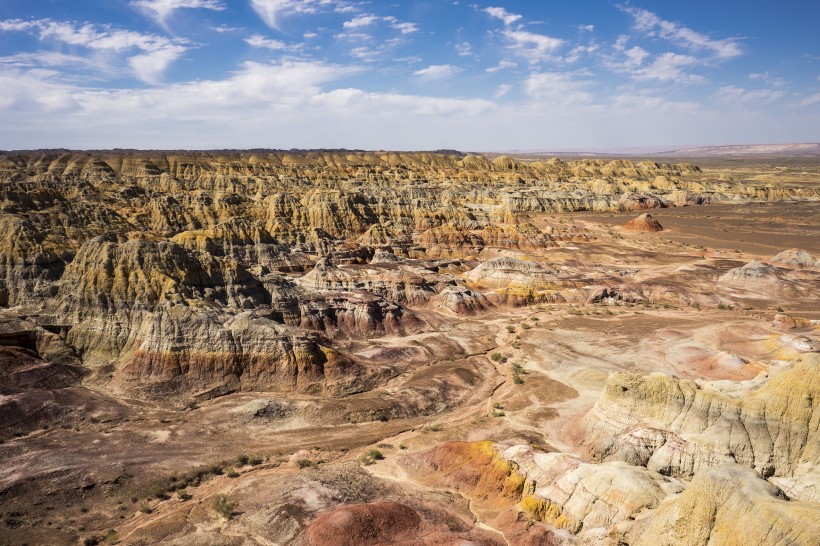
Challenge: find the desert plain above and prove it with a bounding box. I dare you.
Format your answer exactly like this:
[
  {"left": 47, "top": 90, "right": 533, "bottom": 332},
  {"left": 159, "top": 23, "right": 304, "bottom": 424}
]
[{"left": 0, "top": 150, "right": 818, "bottom": 545}]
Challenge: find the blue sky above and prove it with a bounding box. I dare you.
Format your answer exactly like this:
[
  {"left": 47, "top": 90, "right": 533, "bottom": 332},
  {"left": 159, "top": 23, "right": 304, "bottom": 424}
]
[{"left": 1, "top": 0, "right": 818, "bottom": 150}]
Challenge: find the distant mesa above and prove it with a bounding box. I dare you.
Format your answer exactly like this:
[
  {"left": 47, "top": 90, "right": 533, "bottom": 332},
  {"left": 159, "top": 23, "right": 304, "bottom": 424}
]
[{"left": 623, "top": 213, "right": 664, "bottom": 232}]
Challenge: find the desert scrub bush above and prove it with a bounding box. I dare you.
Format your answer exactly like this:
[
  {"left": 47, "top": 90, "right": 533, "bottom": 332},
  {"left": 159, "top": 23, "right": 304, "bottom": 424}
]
[
  {"left": 377, "top": 443, "right": 393, "bottom": 449},
  {"left": 138, "top": 503, "right": 153, "bottom": 514},
  {"left": 226, "top": 467, "right": 240, "bottom": 478},
  {"left": 506, "top": 325, "right": 516, "bottom": 333},
  {"left": 177, "top": 489, "right": 192, "bottom": 501},
  {"left": 359, "top": 449, "right": 385, "bottom": 466},
  {"left": 236, "top": 454, "right": 250, "bottom": 466},
  {"left": 521, "top": 323, "right": 531, "bottom": 330},
  {"left": 511, "top": 363, "right": 526, "bottom": 375},
  {"left": 493, "top": 402, "right": 504, "bottom": 409},
  {"left": 511, "top": 341, "right": 521, "bottom": 349},
  {"left": 213, "top": 494, "right": 234, "bottom": 520},
  {"left": 492, "top": 410, "right": 506, "bottom": 417},
  {"left": 513, "top": 373, "right": 525, "bottom": 385},
  {"left": 422, "top": 424, "right": 444, "bottom": 433},
  {"left": 399, "top": 443, "right": 408, "bottom": 450},
  {"left": 296, "top": 459, "right": 317, "bottom": 469}
]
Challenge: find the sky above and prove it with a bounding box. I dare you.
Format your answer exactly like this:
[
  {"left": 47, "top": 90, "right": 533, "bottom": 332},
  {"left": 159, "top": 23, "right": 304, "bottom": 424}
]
[{"left": 1, "top": 0, "right": 819, "bottom": 151}]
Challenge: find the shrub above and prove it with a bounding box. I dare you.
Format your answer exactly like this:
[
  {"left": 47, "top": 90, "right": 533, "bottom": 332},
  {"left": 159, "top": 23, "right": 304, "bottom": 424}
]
[
  {"left": 236, "top": 454, "right": 250, "bottom": 466},
  {"left": 506, "top": 325, "right": 516, "bottom": 333},
  {"left": 177, "top": 489, "right": 192, "bottom": 501},
  {"left": 521, "top": 323, "right": 531, "bottom": 330},
  {"left": 513, "top": 374, "right": 524, "bottom": 385},
  {"left": 398, "top": 443, "right": 408, "bottom": 450},
  {"left": 226, "top": 468, "right": 239, "bottom": 478},
  {"left": 359, "top": 449, "right": 385, "bottom": 466},
  {"left": 422, "top": 424, "right": 444, "bottom": 433},
  {"left": 213, "top": 494, "right": 234, "bottom": 520},
  {"left": 296, "top": 459, "right": 317, "bottom": 469},
  {"left": 368, "top": 449, "right": 385, "bottom": 460},
  {"left": 492, "top": 410, "right": 506, "bottom": 417},
  {"left": 138, "top": 504, "right": 153, "bottom": 514}
]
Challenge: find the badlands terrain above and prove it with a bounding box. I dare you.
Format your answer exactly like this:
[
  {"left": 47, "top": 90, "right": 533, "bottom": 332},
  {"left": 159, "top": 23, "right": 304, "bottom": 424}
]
[{"left": 0, "top": 150, "right": 818, "bottom": 545}]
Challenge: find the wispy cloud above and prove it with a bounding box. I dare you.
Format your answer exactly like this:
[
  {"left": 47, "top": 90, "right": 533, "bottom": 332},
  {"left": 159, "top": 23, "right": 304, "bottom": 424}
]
[
  {"left": 524, "top": 72, "right": 592, "bottom": 105},
  {"left": 621, "top": 6, "right": 742, "bottom": 59},
  {"left": 486, "top": 59, "right": 516, "bottom": 73},
  {"left": 249, "top": 0, "right": 320, "bottom": 31},
  {"left": 414, "top": 64, "right": 460, "bottom": 80},
  {"left": 717, "top": 85, "right": 785, "bottom": 104},
  {"left": 245, "top": 34, "right": 294, "bottom": 51},
  {"left": 131, "top": 0, "right": 225, "bottom": 25},
  {"left": 502, "top": 28, "right": 564, "bottom": 63},
  {"left": 632, "top": 52, "right": 704, "bottom": 83},
  {"left": 0, "top": 18, "right": 188, "bottom": 83},
  {"left": 483, "top": 6, "right": 522, "bottom": 26}
]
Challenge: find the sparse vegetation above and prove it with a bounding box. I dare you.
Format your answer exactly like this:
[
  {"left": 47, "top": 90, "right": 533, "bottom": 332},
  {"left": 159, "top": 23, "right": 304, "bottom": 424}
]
[
  {"left": 213, "top": 494, "right": 235, "bottom": 520},
  {"left": 138, "top": 503, "right": 153, "bottom": 514},
  {"left": 521, "top": 323, "right": 531, "bottom": 330},
  {"left": 399, "top": 443, "right": 408, "bottom": 450},
  {"left": 422, "top": 424, "right": 444, "bottom": 433},
  {"left": 296, "top": 459, "right": 317, "bottom": 469},
  {"left": 506, "top": 325, "right": 516, "bottom": 333},
  {"left": 226, "top": 467, "right": 240, "bottom": 478},
  {"left": 177, "top": 489, "right": 192, "bottom": 501},
  {"left": 513, "top": 374, "right": 525, "bottom": 385},
  {"left": 492, "top": 410, "right": 506, "bottom": 417},
  {"left": 359, "top": 449, "right": 385, "bottom": 466}
]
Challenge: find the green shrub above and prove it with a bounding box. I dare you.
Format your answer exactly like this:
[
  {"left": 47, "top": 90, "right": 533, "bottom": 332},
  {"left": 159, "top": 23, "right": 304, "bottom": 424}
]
[
  {"left": 177, "top": 489, "right": 192, "bottom": 501},
  {"left": 213, "top": 494, "right": 234, "bottom": 520}
]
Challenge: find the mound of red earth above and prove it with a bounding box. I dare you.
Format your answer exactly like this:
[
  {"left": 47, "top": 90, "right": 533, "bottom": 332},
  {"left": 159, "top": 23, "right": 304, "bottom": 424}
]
[{"left": 623, "top": 213, "right": 664, "bottom": 232}]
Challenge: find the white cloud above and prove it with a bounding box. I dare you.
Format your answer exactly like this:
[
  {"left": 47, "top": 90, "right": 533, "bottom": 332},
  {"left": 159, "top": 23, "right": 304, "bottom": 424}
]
[
  {"left": 578, "top": 24, "right": 594, "bottom": 32},
  {"left": 455, "top": 42, "right": 475, "bottom": 57},
  {"left": 486, "top": 59, "right": 516, "bottom": 73},
  {"left": 622, "top": 6, "right": 742, "bottom": 59},
  {"left": 717, "top": 85, "right": 785, "bottom": 104},
  {"left": 341, "top": 14, "right": 418, "bottom": 34},
  {"left": 565, "top": 44, "right": 598, "bottom": 63},
  {"left": 343, "top": 15, "right": 380, "bottom": 29},
  {"left": 0, "top": 18, "right": 189, "bottom": 83},
  {"left": 392, "top": 22, "right": 418, "bottom": 34},
  {"left": 483, "top": 7, "right": 522, "bottom": 26},
  {"left": 799, "top": 93, "right": 820, "bottom": 107},
  {"left": 413, "top": 64, "right": 460, "bottom": 80},
  {"left": 245, "top": 34, "right": 291, "bottom": 50},
  {"left": 524, "top": 72, "right": 592, "bottom": 105},
  {"left": 494, "top": 83, "right": 512, "bottom": 99},
  {"left": 632, "top": 52, "right": 704, "bottom": 83},
  {"left": 131, "top": 0, "right": 225, "bottom": 24},
  {"left": 502, "top": 29, "right": 564, "bottom": 63},
  {"left": 249, "top": 0, "right": 321, "bottom": 31}
]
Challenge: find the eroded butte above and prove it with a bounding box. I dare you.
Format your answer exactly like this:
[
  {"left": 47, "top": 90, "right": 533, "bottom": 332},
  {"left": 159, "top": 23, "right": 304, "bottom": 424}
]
[{"left": 0, "top": 150, "right": 818, "bottom": 545}]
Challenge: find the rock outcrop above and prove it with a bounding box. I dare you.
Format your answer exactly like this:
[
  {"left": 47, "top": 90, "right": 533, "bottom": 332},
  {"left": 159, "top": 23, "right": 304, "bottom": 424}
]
[
  {"left": 623, "top": 212, "right": 664, "bottom": 232},
  {"left": 582, "top": 353, "right": 820, "bottom": 498},
  {"left": 623, "top": 464, "right": 820, "bottom": 546}
]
